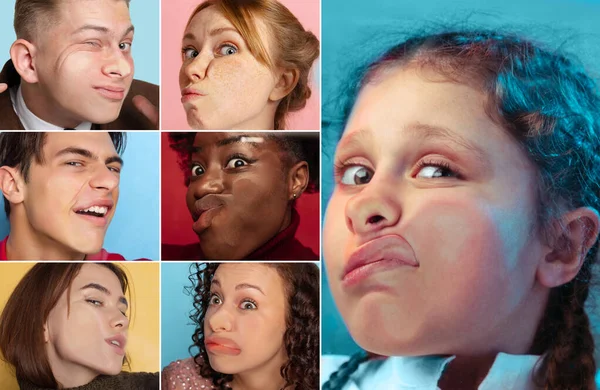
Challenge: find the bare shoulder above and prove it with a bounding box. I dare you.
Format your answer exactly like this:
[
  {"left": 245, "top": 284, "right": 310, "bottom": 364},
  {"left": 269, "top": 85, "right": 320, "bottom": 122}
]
[{"left": 161, "top": 357, "right": 216, "bottom": 390}]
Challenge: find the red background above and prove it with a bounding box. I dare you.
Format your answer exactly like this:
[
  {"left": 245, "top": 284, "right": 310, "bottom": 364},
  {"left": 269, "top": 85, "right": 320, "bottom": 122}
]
[{"left": 160, "top": 132, "right": 321, "bottom": 254}]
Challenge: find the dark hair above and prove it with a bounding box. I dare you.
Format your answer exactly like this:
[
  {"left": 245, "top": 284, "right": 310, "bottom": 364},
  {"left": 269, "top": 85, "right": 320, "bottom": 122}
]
[
  {"left": 186, "top": 0, "right": 319, "bottom": 130},
  {"left": 323, "top": 29, "right": 600, "bottom": 390},
  {"left": 14, "top": 0, "right": 131, "bottom": 41},
  {"left": 168, "top": 132, "right": 319, "bottom": 191},
  {"left": 0, "top": 132, "right": 126, "bottom": 217},
  {"left": 188, "top": 262, "right": 320, "bottom": 390},
  {"left": 0, "top": 263, "right": 130, "bottom": 388}
]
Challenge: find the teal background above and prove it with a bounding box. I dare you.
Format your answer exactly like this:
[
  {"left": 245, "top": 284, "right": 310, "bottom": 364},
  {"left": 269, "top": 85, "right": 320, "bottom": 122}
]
[
  {"left": 0, "top": 0, "right": 159, "bottom": 84},
  {"left": 0, "top": 132, "right": 160, "bottom": 260},
  {"left": 321, "top": 0, "right": 600, "bottom": 362}
]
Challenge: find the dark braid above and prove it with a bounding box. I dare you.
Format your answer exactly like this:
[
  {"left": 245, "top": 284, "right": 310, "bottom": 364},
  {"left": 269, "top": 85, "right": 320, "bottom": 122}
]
[{"left": 322, "top": 350, "right": 370, "bottom": 390}]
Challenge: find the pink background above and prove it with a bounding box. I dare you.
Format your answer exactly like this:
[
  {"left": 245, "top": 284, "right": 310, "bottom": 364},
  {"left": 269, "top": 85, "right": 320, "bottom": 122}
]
[
  {"left": 161, "top": 0, "right": 321, "bottom": 130},
  {"left": 160, "top": 132, "right": 321, "bottom": 254}
]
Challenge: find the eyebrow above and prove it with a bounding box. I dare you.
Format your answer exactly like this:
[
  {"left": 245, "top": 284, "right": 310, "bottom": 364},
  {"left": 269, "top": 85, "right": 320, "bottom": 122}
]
[
  {"left": 55, "top": 147, "right": 124, "bottom": 167},
  {"left": 211, "top": 280, "right": 265, "bottom": 296},
  {"left": 191, "top": 135, "right": 263, "bottom": 154},
  {"left": 80, "top": 283, "right": 128, "bottom": 308},
  {"left": 183, "top": 27, "right": 240, "bottom": 42},
  {"left": 72, "top": 24, "right": 135, "bottom": 39}
]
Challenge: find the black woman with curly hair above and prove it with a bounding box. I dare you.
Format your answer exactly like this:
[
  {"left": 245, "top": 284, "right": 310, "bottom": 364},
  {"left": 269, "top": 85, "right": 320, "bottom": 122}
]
[{"left": 162, "top": 262, "right": 320, "bottom": 390}]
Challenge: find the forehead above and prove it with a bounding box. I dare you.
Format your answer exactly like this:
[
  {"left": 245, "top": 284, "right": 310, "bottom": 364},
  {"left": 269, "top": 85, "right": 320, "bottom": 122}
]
[
  {"left": 50, "top": 0, "right": 131, "bottom": 34},
  {"left": 192, "top": 133, "right": 278, "bottom": 153},
  {"left": 212, "top": 264, "right": 284, "bottom": 294},
  {"left": 41, "top": 133, "right": 117, "bottom": 158},
  {"left": 71, "top": 264, "right": 124, "bottom": 294}
]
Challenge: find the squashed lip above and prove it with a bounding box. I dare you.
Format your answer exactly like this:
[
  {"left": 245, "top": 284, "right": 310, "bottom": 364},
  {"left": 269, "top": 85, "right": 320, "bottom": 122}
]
[
  {"left": 94, "top": 86, "right": 126, "bottom": 101},
  {"left": 105, "top": 334, "right": 127, "bottom": 356},
  {"left": 191, "top": 194, "right": 226, "bottom": 221},
  {"left": 341, "top": 235, "right": 419, "bottom": 288},
  {"left": 205, "top": 335, "right": 242, "bottom": 355},
  {"left": 181, "top": 87, "right": 207, "bottom": 103}
]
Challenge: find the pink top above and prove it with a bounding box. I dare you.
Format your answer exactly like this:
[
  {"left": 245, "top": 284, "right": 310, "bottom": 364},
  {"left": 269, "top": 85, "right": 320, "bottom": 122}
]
[{"left": 161, "top": 358, "right": 216, "bottom": 390}]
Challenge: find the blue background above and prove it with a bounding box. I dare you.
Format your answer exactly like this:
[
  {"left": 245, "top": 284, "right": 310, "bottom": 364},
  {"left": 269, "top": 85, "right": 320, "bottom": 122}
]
[
  {"left": 321, "top": 0, "right": 600, "bottom": 359},
  {"left": 0, "top": 0, "right": 159, "bottom": 84},
  {"left": 0, "top": 132, "right": 160, "bottom": 260}
]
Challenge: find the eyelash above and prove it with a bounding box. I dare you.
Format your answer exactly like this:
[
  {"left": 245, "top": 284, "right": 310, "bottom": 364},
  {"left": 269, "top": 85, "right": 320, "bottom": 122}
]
[
  {"left": 65, "top": 161, "right": 121, "bottom": 174},
  {"left": 189, "top": 154, "right": 256, "bottom": 177},
  {"left": 181, "top": 42, "right": 239, "bottom": 60},
  {"left": 86, "top": 299, "right": 127, "bottom": 317}
]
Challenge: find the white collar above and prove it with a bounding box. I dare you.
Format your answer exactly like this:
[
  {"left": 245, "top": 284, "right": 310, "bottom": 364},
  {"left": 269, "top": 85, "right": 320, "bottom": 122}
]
[
  {"left": 322, "top": 353, "right": 539, "bottom": 390},
  {"left": 10, "top": 85, "right": 92, "bottom": 130}
]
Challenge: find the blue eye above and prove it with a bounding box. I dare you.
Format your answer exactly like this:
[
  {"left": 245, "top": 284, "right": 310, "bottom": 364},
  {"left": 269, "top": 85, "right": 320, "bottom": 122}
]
[
  {"left": 183, "top": 48, "right": 199, "bottom": 60},
  {"left": 191, "top": 164, "right": 205, "bottom": 177},
  {"left": 218, "top": 44, "right": 237, "bottom": 56},
  {"left": 340, "top": 165, "right": 373, "bottom": 185}
]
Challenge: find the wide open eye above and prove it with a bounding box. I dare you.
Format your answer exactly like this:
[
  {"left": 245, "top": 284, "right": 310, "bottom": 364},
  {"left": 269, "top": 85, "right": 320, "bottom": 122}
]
[
  {"left": 183, "top": 48, "right": 199, "bottom": 60},
  {"left": 225, "top": 158, "right": 247, "bottom": 169},
  {"left": 340, "top": 165, "right": 374, "bottom": 185},
  {"left": 208, "top": 294, "right": 222, "bottom": 305},
  {"left": 218, "top": 44, "right": 237, "bottom": 56},
  {"left": 191, "top": 164, "right": 205, "bottom": 177}
]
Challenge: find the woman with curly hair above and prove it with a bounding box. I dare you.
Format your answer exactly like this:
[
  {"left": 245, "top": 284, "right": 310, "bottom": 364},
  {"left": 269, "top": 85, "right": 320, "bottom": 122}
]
[
  {"left": 321, "top": 28, "right": 600, "bottom": 390},
  {"left": 162, "top": 132, "right": 319, "bottom": 261},
  {"left": 162, "top": 262, "right": 320, "bottom": 390},
  {"left": 179, "top": 0, "right": 320, "bottom": 130}
]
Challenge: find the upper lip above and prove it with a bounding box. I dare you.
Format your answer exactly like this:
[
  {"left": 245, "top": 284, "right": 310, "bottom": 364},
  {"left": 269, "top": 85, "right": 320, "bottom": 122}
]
[
  {"left": 341, "top": 235, "right": 419, "bottom": 280},
  {"left": 73, "top": 199, "right": 115, "bottom": 214},
  {"left": 181, "top": 87, "right": 206, "bottom": 97},
  {"left": 105, "top": 334, "right": 127, "bottom": 348},
  {"left": 192, "top": 194, "right": 225, "bottom": 221},
  {"left": 94, "top": 85, "right": 125, "bottom": 93},
  {"left": 205, "top": 335, "right": 240, "bottom": 350}
]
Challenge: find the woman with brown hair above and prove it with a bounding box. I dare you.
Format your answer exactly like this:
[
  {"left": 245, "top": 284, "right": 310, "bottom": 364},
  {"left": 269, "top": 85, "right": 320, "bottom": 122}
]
[
  {"left": 0, "top": 263, "right": 158, "bottom": 389},
  {"left": 162, "top": 262, "right": 320, "bottom": 390},
  {"left": 179, "top": 0, "right": 320, "bottom": 130}
]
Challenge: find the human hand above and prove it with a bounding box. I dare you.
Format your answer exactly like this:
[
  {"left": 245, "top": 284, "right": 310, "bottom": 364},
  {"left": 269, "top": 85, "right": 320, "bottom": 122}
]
[
  {"left": 0, "top": 83, "right": 7, "bottom": 94},
  {"left": 133, "top": 95, "right": 159, "bottom": 129}
]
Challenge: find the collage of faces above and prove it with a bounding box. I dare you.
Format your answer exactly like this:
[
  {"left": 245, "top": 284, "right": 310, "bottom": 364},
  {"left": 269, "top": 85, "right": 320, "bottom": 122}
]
[{"left": 1, "top": 0, "right": 600, "bottom": 389}]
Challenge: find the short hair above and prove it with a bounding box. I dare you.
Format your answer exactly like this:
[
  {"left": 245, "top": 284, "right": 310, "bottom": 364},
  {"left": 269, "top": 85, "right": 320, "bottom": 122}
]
[
  {"left": 186, "top": 0, "right": 320, "bottom": 130},
  {"left": 0, "top": 263, "right": 130, "bottom": 388},
  {"left": 0, "top": 132, "right": 126, "bottom": 217},
  {"left": 14, "top": 0, "right": 131, "bottom": 41}
]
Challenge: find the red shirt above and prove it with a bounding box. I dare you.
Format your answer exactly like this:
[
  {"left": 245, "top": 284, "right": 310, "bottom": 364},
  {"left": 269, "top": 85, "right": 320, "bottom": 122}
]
[
  {"left": 0, "top": 235, "right": 126, "bottom": 261},
  {"left": 162, "top": 209, "right": 318, "bottom": 261}
]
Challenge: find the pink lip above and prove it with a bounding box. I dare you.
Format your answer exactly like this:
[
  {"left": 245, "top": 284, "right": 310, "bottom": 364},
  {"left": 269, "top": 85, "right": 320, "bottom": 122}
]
[
  {"left": 105, "top": 334, "right": 127, "bottom": 356},
  {"left": 181, "top": 87, "right": 206, "bottom": 103},
  {"left": 94, "top": 86, "right": 125, "bottom": 101},
  {"left": 205, "top": 336, "right": 241, "bottom": 355},
  {"left": 342, "top": 235, "right": 419, "bottom": 288}
]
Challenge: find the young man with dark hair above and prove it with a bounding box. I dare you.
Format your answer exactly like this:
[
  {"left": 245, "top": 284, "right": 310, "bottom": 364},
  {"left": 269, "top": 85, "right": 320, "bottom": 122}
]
[
  {"left": 0, "top": 132, "right": 127, "bottom": 260},
  {"left": 0, "top": 0, "right": 159, "bottom": 130}
]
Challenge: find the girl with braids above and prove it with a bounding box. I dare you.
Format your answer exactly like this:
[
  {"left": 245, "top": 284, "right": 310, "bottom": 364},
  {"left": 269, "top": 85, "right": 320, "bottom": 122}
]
[
  {"left": 162, "top": 262, "right": 320, "bottom": 390},
  {"left": 322, "top": 29, "right": 600, "bottom": 389}
]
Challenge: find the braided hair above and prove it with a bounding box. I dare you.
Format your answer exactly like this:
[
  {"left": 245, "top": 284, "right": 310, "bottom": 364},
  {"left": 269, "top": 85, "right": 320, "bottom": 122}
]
[{"left": 323, "top": 29, "right": 600, "bottom": 390}]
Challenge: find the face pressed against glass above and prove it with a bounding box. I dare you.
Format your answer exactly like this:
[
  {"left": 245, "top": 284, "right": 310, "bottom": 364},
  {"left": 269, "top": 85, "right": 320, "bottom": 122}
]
[
  {"left": 44, "top": 264, "right": 129, "bottom": 387},
  {"left": 18, "top": 133, "right": 121, "bottom": 257},
  {"left": 28, "top": 0, "right": 134, "bottom": 126},
  {"left": 324, "top": 66, "right": 551, "bottom": 357},
  {"left": 185, "top": 133, "right": 291, "bottom": 260},
  {"left": 203, "top": 264, "right": 288, "bottom": 377},
  {"left": 179, "top": 6, "right": 279, "bottom": 130}
]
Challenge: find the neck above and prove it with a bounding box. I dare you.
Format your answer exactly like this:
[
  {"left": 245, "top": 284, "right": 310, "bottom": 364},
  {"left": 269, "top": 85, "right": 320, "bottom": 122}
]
[
  {"left": 7, "top": 211, "right": 85, "bottom": 260},
  {"left": 46, "top": 347, "right": 98, "bottom": 389},
  {"left": 21, "top": 82, "right": 80, "bottom": 129},
  {"left": 231, "top": 370, "right": 288, "bottom": 390}
]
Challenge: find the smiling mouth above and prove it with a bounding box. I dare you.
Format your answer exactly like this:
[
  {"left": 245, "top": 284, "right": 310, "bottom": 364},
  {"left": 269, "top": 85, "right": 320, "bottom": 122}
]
[{"left": 75, "top": 206, "right": 109, "bottom": 218}]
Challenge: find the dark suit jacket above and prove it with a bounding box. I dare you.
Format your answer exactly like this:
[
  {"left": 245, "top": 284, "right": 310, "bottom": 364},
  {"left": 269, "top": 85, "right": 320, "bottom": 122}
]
[{"left": 0, "top": 60, "right": 159, "bottom": 130}]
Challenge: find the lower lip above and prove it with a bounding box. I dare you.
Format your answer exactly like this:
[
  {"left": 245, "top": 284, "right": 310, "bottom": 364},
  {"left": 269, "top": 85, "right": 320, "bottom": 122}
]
[
  {"left": 95, "top": 88, "right": 125, "bottom": 101},
  {"left": 181, "top": 93, "right": 205, "bottom": 103},
  {"left": 106, "top": 341, "right": 125, "bottom": 356},
  {"left": 206, "top": 343, "right": 241, "bottom": 356},
  {"left": 75, "top": 212, "right": 109, "bottom": 227},
  {"left": 192, "top": 206, "right": 222, "bottom": 234},
  {"left": 342, "top": 258, "right": 415, "bottom": 288}
]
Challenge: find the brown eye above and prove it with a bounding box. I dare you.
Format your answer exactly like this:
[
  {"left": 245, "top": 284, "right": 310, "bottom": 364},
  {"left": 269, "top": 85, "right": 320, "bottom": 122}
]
[
  {"left": 191, "top": 164, "right": 205, "bottom": 177},
  {"left": 341, "top": 165, "right": 373, "bottom": 185}
]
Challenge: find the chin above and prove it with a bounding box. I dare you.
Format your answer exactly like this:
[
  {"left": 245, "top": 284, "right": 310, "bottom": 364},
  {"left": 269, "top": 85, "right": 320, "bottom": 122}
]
[{"left": 79, "top": 106, "right": 122, "bottom": 125}]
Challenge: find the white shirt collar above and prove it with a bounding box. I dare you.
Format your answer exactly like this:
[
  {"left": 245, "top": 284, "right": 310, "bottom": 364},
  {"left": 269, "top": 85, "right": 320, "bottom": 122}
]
[
  {"left": 10, "top": 85, "right": 92, "bottom": 130},
  {"left": 322, "top": 353, "right": 539, "bottom": 390}
]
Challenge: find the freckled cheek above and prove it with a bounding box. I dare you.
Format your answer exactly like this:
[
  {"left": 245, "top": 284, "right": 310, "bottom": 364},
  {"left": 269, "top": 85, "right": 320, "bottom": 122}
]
[{"left": 210, "top": 59, "right": 272, "bottom": 107}]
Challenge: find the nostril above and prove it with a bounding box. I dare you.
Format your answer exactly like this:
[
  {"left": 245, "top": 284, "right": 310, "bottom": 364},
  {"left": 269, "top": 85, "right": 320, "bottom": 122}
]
[{"left": 367, "top": 215, "right": 384, "bottom": 225}]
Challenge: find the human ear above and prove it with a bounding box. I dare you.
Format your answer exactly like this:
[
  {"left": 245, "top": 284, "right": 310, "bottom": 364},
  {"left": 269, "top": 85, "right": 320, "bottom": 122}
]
[
  {"left": 269, "top": 67, "right": 299, "bottom": 102},
  {"left": 287, "top": 161, "right": 309, "bottom": 200},
  {"left": 536, "top": 207, "right": 600, "bottom": 288},
  {"left": 43, "top": 323, "right": 49, "bottom": 343},
  {"left": 0, "top": 166, "right": 25, "bottom": 208},
  {"left": 10, "top": 39, "right": 39, "bottom": 84}
]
